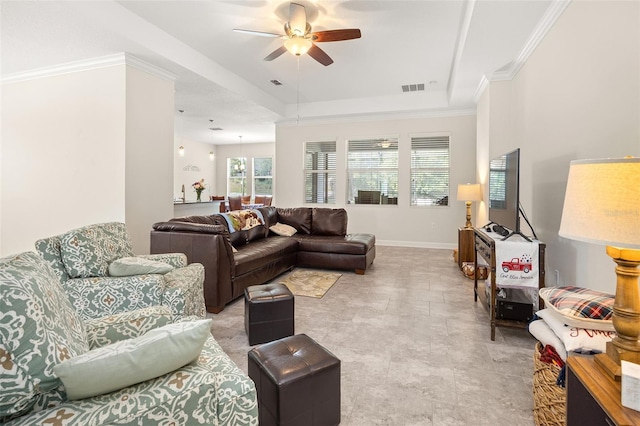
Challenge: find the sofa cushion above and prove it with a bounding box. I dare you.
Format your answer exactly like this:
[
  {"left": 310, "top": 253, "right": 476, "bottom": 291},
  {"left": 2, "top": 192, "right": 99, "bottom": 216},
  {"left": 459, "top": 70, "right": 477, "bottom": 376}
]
[
  {"left": 234, "top": 237, "right": 299, "bottom": 276},
  {"left": 59, "top": 222, "right": 135, "bottom": 278},
  {"left": 311, "top": 208, "right": 347, "bottom": 236},
  {"left": 259, "top": 206, "right": 278, "bottom": 228},
  {"left": 0, "top": 252, "right": 89, "bottom": 420},
  {"left": 277, "top": 208, "right": 312, "bottom": 235},
  {"left": 54, "top": 319, "right": 212, "bottom": 400},
  {"left": 294, "top": 233, "right": 375, "bottom": 255},
  {"left": 108, "top": 257, "right": 173, "bottom": 277}
]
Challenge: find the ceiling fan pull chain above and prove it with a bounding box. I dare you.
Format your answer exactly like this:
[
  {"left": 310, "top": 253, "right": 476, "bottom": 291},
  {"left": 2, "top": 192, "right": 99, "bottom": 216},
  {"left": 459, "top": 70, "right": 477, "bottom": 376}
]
[{"left": 296, "top": 56, "right": 301, "bottom": 124}]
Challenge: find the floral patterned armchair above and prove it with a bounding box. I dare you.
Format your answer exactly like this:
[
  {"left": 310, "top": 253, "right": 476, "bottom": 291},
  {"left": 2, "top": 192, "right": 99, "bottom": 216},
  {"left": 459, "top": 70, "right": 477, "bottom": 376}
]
[
  {"left": 34, "top": 222, "right": 205, "bottom": 321},
  {"left": 0, "top": 250, "right": 258, "bottom": 426}
]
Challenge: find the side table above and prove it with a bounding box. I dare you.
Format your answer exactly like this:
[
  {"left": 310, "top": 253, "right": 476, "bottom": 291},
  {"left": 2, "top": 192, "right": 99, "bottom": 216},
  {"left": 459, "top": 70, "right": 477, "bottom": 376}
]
[
  {"left": 457, "top": 227, "right": 474, "bottom": 269},
  {"left": 567, "top": 356, "right": 640, "bottom": 425}
]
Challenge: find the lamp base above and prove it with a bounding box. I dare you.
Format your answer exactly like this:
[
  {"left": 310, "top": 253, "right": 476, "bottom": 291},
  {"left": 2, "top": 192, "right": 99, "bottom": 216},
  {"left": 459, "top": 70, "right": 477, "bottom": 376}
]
[
  {"left": 464, "top": 201, "right": 473, "bottom": 229},
  {"left": 594, "top": 246, "right": 640, "bottom": 381}
]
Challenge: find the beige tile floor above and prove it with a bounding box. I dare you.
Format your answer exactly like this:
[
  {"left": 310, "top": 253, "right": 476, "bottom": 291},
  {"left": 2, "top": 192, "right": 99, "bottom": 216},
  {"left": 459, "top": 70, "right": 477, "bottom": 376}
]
[{"left": 208, "top": 245, "right": 537, "bottom": 426}]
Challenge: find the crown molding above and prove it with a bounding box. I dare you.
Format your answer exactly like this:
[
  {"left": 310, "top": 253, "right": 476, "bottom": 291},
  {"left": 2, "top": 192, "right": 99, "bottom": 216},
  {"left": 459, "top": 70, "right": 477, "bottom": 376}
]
[
  {"left": 276, "top": 107, "right": 477, "bottom": 127},
  {"left": 473, "top": 0, "right": 572, "bottom": 102},
  {"left": 1, "top": 52, "right": 176, "bottom": 85}
]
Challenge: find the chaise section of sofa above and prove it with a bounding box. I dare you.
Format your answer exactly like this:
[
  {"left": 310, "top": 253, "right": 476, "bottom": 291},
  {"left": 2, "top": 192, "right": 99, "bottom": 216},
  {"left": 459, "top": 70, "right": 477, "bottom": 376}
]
[{"left": 151, "top": 206, "right": 375, "bottom": 313}]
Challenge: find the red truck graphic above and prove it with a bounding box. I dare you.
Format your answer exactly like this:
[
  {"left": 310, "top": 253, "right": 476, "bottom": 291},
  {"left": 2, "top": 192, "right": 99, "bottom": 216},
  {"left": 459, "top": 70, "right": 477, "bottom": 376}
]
[{"left": 502, "top": 258, "right": 532, "bottom": 273}]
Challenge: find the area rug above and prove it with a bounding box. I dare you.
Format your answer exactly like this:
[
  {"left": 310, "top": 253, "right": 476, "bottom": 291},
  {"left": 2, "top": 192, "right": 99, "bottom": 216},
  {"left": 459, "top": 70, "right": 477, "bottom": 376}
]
[{"left": 279, "top": 269, "right": 342, "bottom": 298}]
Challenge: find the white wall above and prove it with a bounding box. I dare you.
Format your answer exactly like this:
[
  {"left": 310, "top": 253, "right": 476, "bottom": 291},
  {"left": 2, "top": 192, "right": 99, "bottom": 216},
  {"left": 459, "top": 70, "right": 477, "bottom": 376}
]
[
  {"left": 477, "top": 0, "right": 640, "bottom": 292},
  {"left": 214, "top": 142, "right": 275, "bottom": 200},
  {"left": 275, "top": 113, "right": 477, "bottom": 247},
  {"left": 124, "top": 66, "right": 175, "bottom": 253},
  {"left": 174, "top": 136, "right": 217, "bottom": 202},
  {"left": 1, "top": 61, "right": 175, "bottom": 256}
]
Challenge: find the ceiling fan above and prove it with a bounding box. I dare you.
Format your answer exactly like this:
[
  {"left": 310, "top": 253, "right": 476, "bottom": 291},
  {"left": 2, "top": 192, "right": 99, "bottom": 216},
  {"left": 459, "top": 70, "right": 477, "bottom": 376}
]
[{"left": 233, "top": 2, "right": 361, "bottom": 66}]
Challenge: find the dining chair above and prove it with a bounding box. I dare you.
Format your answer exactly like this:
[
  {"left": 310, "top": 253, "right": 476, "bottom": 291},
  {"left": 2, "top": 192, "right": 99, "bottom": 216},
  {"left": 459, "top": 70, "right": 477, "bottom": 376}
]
[
  {"left": 241, "top": 195, "right": 251, "bottom": 204},
  {"left": 228, "top": 196, "right": 242, "bottom": 211},
  {"left": 264, "top": 195, "right": 273, "bottom": 206},
  {"left": 254, "top": 195, "right": 266, "bottom": 205}
]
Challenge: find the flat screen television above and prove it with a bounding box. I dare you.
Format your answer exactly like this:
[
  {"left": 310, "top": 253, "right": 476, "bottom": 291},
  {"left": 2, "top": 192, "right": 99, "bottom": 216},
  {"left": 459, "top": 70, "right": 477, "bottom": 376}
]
[{"left": 488, "top": 148, "right": 520, "bottom": 233}]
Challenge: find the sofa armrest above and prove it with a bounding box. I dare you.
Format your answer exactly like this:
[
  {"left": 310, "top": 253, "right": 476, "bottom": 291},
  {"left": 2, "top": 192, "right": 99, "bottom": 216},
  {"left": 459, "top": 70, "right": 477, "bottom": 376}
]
[
  {"left": 151, "top": 228, "right": 235, "bottom": 314},
  {"left": 85, "top": 306, "right": 172, "bottom": 349},
  {"left": 161, "top": 263, "right": 206, "bottom": 320},
  {"left": 62, "top": 275, "right": 165, "bottom": 321},
  {"left": 137, "top": 253, "right": 187, "bottom": 268}
]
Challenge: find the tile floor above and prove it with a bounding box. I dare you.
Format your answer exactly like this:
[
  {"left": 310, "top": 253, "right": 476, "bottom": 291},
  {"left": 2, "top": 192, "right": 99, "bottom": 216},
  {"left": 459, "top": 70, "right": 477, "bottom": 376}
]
[{"left": 208, "top": 245, "right": 537, "bottom": 426}]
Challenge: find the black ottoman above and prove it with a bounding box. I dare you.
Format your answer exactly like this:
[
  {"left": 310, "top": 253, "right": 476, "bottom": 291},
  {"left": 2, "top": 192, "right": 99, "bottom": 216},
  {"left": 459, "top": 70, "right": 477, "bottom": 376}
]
[
  {"left": 248, "top": 334, "right": 341, "bottom": 426},
  {"left": 244, "top": 283, "right": 294, "bottom": 346}
]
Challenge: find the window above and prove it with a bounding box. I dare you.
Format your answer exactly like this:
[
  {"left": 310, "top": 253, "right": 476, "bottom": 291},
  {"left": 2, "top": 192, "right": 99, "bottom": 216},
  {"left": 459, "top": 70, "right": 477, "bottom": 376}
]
[
  {"left": 347, "top": 138, "right": 398, "bottom": 204},
  {"left": 253, "top": 157, "right": 273, "bottom": 195},
  {"left": 227, "top": 157, "right": 247, "bottom": 195},
  {"left": 304, "top": 141, "right": 336, "bottom": 204},
  {"left": 410, "top": 135, "right": 450, "bottom": 206}
]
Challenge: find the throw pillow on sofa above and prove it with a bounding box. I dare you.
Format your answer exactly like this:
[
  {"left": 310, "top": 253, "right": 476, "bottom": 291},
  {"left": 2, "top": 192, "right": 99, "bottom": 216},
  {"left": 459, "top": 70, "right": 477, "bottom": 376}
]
[
  {"left": 54, "top": 319, "right": 212, "bottom": 400},
  {"left": 269, "top": 223, "right": 297, "bottom": 237},
  {"left": 0, "top": 252, "right": 89, "bottom": 420}
]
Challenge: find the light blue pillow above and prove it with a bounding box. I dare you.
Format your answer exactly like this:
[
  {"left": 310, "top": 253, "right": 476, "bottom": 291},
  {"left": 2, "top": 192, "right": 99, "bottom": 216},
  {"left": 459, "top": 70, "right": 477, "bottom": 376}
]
[
  {"left": 53, "top": 319, "right": 212, "bottom": 400},
  {"left": 108, "top": 257, "right": 173, "bottom": 276}
]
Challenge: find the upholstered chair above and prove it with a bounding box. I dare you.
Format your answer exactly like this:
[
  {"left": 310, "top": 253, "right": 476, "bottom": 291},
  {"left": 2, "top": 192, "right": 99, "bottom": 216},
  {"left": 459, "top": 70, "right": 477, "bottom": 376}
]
[
  {"left": 34, "top": 222, "right": 205, "bottom": 321},
  {"left": 241, "top": 194, "right": 251, "bottom": 204},
  {"left": 228, "top": 195, "right": 242, "bottom": 211},
  {"left": 254, "top": 195, "right": 266, "bottom": 205},
  {"left": 0, "top": 251, "right": 258, "bottom": 426}
]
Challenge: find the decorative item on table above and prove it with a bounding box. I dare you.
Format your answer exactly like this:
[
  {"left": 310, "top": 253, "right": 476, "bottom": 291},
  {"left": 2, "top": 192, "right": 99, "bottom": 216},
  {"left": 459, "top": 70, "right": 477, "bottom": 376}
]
[{"left": 192, "top": 178, "right": 206, "bottom": 202}]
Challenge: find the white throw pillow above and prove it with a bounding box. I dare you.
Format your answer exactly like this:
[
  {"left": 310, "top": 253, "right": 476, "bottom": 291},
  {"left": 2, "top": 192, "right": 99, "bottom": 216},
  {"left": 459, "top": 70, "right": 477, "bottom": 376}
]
[
  {"left": 269, "top": 222, "right": 297, "bottom": 237},
  {"left": 54, "top": 319, "right": 212, "bottom": 400},
  {"left": 529, "top": 318, "right": 567, "bottom": 361},
  {"left": 536, "top": 308, "right": 615, "bottom": 354},
  {"left": 108, "top": 257, "right": 173, "bottom": 276}
]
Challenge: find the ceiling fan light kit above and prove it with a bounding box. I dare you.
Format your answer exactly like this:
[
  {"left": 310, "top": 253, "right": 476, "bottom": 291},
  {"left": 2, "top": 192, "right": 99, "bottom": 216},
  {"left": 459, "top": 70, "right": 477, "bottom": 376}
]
[
  {"left": 284, "top": 37, "right": 312, "bottom": 56},
  {"left": 234, "top": 2, "right": 361, "bottom": 66}
]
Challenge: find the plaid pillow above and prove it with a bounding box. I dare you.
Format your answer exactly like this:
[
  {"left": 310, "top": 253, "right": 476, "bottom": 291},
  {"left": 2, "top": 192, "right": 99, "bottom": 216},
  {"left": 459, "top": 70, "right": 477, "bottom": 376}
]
[{"left": 539, "top": 286, "right": 615, "bottom": 331}]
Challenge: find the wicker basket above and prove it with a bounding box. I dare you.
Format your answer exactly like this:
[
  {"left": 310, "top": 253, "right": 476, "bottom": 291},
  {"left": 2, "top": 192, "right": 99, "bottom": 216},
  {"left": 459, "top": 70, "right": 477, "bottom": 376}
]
[{"left": 533, "top": 342, "right": 566, "bottom": 426}]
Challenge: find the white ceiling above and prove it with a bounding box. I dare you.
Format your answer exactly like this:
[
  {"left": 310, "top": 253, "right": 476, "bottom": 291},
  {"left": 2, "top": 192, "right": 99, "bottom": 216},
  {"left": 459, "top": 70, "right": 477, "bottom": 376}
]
[{"left": 1, "top": 0, "right": 564, "bottom": 145}]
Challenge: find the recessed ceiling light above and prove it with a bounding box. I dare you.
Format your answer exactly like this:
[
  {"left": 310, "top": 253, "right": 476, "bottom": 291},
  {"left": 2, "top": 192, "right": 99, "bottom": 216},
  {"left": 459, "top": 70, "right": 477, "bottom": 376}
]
[{"left": 270, "top": 79, "right": 283, "bottom": 86}]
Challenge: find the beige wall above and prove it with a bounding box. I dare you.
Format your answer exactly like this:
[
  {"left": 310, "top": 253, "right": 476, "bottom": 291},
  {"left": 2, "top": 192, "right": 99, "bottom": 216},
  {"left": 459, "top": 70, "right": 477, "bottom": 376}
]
[
  {"left": 1, "top": 61, "right": 175, "bottom": 256},
  {"left": 174, "top": 136, "right": 217, "bottom": 202},
  {"left": 275, "top": 113, "right": 477, "bottom": 247},
  {"left": 477, "top": 0, "right": 640, "bottom": 292}
]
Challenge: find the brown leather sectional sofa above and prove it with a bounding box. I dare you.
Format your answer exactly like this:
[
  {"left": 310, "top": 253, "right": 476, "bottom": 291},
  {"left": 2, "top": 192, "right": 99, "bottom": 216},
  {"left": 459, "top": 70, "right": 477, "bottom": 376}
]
[{"left": 150, "top": 206, "right": 376, "bottom": 313}]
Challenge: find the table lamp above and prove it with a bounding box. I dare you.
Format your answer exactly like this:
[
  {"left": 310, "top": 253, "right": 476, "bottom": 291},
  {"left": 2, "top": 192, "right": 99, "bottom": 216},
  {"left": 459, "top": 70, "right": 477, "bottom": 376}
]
[
  {"left": 559, "top": 157, "right": 640, "bottom": 380},
  {"left": 457, "top": 183, "right": 482, "bottom": 228}
]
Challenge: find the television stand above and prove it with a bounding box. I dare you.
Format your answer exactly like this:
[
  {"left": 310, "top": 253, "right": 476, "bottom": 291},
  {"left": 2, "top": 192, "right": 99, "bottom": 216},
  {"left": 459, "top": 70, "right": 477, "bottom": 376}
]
[{"left": 500, "top": 230, "right": 533, "bottom": 242}]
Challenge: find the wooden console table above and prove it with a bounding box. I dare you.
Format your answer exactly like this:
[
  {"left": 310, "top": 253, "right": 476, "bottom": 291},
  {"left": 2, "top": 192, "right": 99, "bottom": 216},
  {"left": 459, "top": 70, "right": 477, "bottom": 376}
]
[
  {"left": 567, "top": 356, "right": 640, "bottom": 425},
  {"left": 473, "top": 227, "right": 545, "bottom": 340}
]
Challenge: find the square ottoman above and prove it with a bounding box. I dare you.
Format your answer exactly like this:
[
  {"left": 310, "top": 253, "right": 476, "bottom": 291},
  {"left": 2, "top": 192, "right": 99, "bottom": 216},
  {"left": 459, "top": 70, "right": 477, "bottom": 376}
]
[
  {"left": 244, "top": 283, "right": 294, "bottom": 345},
  {"left": 248, "top": 334, "right": 341, "bottom": 426}
]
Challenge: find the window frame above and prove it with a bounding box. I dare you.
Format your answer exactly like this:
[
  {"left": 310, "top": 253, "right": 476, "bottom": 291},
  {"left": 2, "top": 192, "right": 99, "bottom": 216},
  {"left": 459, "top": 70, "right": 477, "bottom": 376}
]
[
  {"left": 346, "top": 137, "right": 399, "bottom": 205},
  {"left": 409, "top": 134, "right": 451, "bottom": 207},
  {"left": 303, "top": 140, "right": 337, "bottom": 204},
  {"left": 252, "top": 156, "right": 273, "bottom": 196}
]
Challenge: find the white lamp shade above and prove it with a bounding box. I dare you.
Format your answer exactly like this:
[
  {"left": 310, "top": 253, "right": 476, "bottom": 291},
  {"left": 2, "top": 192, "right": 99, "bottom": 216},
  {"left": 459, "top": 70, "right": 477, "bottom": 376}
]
[
  {"left": 284, "top": 37, "right": 312, "bottom": 56},
  {"left": 457, "top": 183, "right": 482, "bottom": 202},
  {"left": 559, "top": 157, "right": 640, "bottom": 249}
]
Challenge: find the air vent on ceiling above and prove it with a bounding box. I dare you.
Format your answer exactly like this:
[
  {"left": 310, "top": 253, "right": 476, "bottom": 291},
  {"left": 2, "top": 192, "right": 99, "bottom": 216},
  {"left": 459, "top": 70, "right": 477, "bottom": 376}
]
[
  {"left": 401, "top": 83, "right": 425, "bottom": 93},
  {"left": 270, "top": 79, "right": 283, "bottom": 86},
  {"left": 209, "top": 127, "right": 223, "bottom": 131}
]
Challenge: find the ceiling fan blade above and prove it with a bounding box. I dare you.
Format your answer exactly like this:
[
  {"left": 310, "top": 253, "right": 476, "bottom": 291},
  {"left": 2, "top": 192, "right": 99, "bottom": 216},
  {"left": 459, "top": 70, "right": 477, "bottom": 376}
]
[
  {"left": 289, "top": 2, "right": 307, "bottom": 36},
  {"left": 307, "top": 44, "right": 334, "bottom": 66},
  {"left": 264, "top": 45, "right": 287, "bottom": 61},
  {"left": 233, "top": 29, "right": 284, "bottom": 38},
  {"left": 312, "top": 29, "right": 362, "bottom": 42}
]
